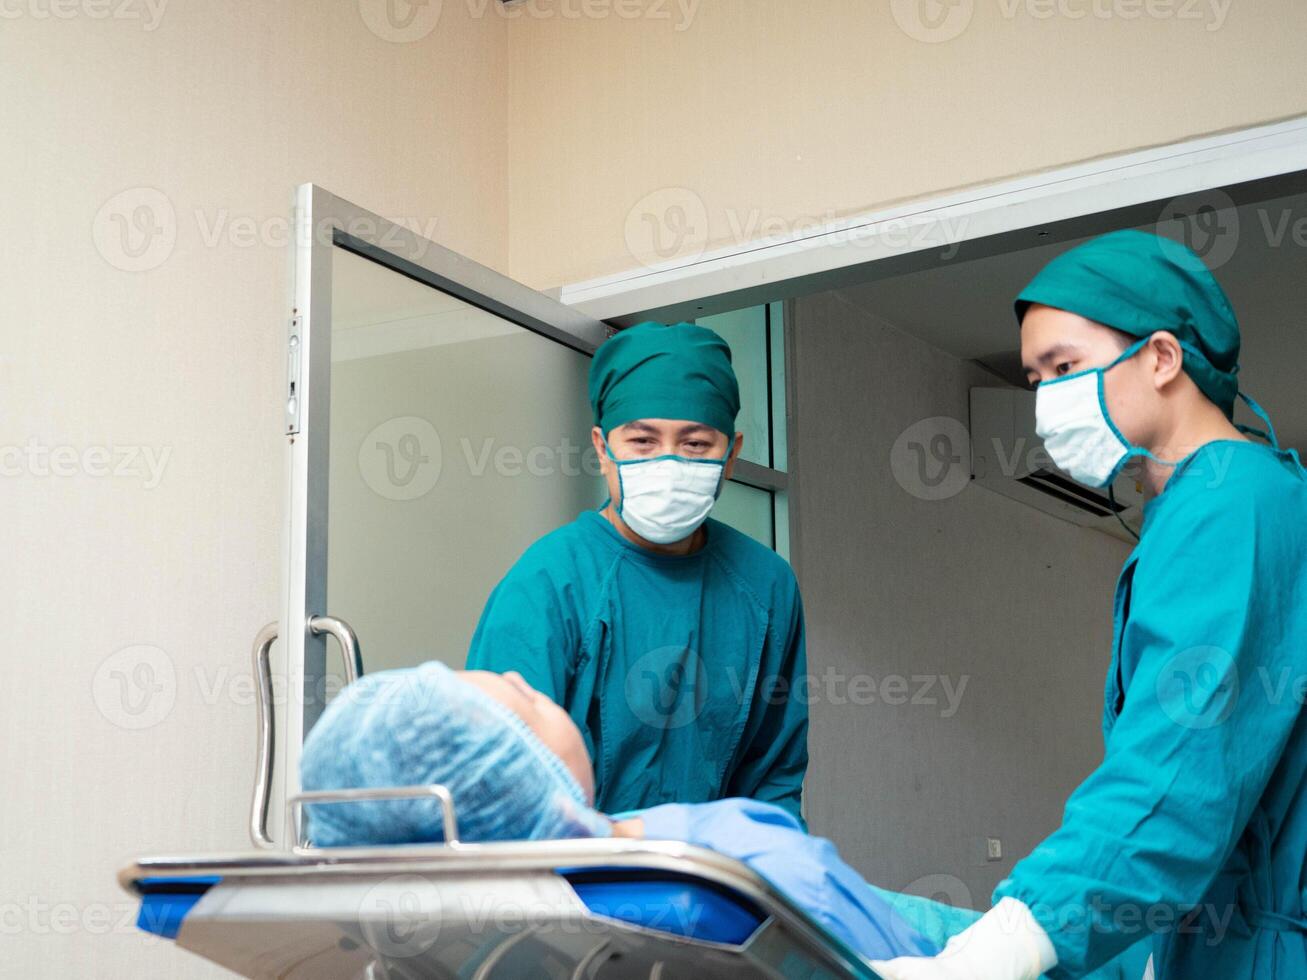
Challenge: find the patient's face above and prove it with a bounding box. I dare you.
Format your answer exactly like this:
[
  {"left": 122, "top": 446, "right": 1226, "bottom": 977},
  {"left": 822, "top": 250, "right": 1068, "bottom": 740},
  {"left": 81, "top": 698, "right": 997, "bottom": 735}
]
[{"left": 459, "top": 670, "right": 596, "bottom": 804}]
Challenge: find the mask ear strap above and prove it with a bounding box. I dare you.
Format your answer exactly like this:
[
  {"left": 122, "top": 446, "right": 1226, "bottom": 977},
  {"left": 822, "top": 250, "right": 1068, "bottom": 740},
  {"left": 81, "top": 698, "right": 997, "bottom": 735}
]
[
  {"left": 1108, "top": 336, "right": 1154, "bottom": 369},
  {"left": 1235, "top": 391, "right": 1280, "bottom": 449},
  {"left": 601, "top": 434, "right": 626, "bottom": 516},
  {"left": 713, "top": 434, "right": 736, "bottom": 501}
]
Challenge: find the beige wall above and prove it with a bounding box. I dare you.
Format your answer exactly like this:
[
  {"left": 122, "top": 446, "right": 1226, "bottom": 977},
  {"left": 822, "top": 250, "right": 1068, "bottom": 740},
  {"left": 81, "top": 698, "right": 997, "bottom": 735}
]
[
  {"left": 505, "top": 0, "right": 1307, "bottom": 289},
  {"left": 0, "top": 4, "right": 506, "bottom": 976},
  {"left": 7, "top": 2, "right": 1307, "bottom": 973}
]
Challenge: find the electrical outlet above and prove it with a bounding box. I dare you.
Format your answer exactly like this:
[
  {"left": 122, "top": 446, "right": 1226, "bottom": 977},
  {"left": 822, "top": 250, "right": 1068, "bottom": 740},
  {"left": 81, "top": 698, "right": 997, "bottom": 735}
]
[{"left": 986, "top": 838, "right": 1003, "bottom": 861}]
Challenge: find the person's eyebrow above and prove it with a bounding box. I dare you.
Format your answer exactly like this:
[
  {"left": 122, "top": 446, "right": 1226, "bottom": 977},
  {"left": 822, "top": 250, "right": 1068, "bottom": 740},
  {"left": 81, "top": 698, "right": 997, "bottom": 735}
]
[
  {"left": 621, "top": 421, "right": 658, "bottom": 434},
  {"left": 675, "top": 423, "right": 715, "bottom": 437}
]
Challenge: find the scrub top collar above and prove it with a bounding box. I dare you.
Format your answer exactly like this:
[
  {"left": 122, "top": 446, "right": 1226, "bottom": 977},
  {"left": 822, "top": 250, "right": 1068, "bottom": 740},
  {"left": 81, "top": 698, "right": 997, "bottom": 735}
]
[
  {"left": 581, "top": 508, "right": 716, "bottom": 565},
  {"left": 1140, "top": 438, "right": 1302, "bottom": 526}
]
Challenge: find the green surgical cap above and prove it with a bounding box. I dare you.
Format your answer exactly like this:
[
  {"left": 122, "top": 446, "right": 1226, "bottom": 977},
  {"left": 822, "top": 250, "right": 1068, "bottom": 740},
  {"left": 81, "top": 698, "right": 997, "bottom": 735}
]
[
  {"left": 589, "top": 321, "right": 740, "bottom": 436},
  {"left": 1015, "top": 229, "right": 1241, "bottom": 419}
]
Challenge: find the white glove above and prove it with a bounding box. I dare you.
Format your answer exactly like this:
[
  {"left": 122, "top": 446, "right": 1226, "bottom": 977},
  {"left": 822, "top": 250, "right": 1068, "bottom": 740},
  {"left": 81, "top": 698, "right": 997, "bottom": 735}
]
[{"left": 870, "top": 897, "right": 1056, "bottom": 980}]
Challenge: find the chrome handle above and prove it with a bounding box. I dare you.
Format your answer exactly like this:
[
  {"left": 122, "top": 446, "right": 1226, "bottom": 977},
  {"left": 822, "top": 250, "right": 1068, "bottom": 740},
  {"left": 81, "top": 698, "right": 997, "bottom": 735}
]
[
  {"left": 288, "top": 784, "right": 459, "bottom": 850},
  {"left": 310, "top": 614, "right": 364, "bottom": 683},
  {"left": 249, "top": 621, "right": 279, "bottom": 850},
  {"left": 248, "top": 614, "right": 364, "bottom": 850}
]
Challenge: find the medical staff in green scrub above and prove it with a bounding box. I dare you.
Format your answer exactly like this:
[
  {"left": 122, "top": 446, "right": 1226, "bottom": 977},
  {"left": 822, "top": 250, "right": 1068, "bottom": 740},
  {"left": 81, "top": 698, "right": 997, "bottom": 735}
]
[
  {"left": 465, "top": 321, "right": 809, "bottom": 821},
  {"left": 873, "top": 231, "right": 1307, "bottom": 980}
]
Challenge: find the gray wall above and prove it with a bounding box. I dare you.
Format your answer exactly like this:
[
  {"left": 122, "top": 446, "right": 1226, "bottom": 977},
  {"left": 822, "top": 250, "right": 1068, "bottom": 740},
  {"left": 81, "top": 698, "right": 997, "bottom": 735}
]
[{"left": 791, "top": 288, "right": 1130, "bottom": 908}]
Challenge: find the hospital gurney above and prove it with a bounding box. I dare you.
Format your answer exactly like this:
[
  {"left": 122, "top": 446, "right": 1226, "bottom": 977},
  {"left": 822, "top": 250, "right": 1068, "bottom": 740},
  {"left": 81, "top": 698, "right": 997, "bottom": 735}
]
[{"left": 120, "top": 784, "right": 890, "bottom": 979}]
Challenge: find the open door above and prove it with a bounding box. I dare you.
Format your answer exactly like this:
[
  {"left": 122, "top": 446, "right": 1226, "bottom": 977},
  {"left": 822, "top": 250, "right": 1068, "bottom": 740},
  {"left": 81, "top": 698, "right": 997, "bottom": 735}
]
[{"left": 264, "top": 184, "right": 612, "bottom": 848}]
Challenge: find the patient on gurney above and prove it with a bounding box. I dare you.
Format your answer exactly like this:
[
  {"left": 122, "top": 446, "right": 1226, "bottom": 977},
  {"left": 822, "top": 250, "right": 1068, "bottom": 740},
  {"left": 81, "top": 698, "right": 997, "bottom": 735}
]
[{"left": 299, "top": 660, "right": 939, "bottom": 963}]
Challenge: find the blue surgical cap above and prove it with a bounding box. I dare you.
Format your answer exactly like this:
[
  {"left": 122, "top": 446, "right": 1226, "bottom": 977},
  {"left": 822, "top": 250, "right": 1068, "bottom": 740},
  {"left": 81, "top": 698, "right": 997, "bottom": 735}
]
[
  {"left": 1015, "top": 230, "right": 1242, "bottom": 419},
  {"left": 300, "top": 661, "right": 611, "bottom": 846},
  {"left": 588, "top": 321, "right": 741, "bottom": 437}
]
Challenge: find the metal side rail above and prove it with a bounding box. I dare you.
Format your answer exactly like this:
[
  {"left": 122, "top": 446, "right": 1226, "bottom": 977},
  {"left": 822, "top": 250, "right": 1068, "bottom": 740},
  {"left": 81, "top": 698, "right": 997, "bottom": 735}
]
[{"left": 119, "top": 836, "right": 885, "bottom": 979}]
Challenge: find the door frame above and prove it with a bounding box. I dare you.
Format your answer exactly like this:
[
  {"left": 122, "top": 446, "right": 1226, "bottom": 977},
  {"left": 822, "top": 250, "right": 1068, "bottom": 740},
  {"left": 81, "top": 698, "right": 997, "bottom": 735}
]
[
  {"left": 277, "top": 184, "right": 609, "bottom": 846},
  {"left": 556, "top": 114, "right": 1307, "bottom": 325}
]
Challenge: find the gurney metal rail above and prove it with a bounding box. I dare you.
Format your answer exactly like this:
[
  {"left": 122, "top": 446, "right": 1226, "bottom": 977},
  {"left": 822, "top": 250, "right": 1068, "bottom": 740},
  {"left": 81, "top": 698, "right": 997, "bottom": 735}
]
[{"left": 121, "top": 790, "right": 885, "bottom": 979}]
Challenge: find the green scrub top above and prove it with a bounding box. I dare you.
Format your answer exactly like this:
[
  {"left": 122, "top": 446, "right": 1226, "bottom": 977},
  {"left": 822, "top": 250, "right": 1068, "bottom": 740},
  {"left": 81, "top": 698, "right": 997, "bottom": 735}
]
[
  {"left": 995, "top": 441, "right": 1307, "bottom": 978},
  {"left": 465, "top": 510, "right": 809, "bottom": 820}
]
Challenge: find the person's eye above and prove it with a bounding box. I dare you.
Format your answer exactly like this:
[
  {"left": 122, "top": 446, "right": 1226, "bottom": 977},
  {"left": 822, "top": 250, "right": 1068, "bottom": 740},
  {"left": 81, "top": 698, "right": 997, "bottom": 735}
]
[
  {"left": 1055, "top": 361, "right": 1074, "bottom": 376},
  {"left": 684, "top": 441, "right": 708, "bottom": 452}
]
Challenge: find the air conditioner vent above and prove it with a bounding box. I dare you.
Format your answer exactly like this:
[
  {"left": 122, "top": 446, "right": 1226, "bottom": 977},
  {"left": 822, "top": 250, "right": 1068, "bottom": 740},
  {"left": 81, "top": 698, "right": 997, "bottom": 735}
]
[
  {"left": 969, "top": 386, "right": 1143, "bottom": 541},
  {"left": 1017, "top": 470, "right": 1125, "bottom": 517}
]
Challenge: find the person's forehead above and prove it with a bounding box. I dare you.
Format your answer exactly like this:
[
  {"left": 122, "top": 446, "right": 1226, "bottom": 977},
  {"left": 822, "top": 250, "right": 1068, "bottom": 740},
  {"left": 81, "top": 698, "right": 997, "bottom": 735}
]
[
  {"left": 459, "top": 669, "right": 528, "bottom": 712},
  {"left": 1020, "top": 308, "right": 1116, "bottom": 357}
]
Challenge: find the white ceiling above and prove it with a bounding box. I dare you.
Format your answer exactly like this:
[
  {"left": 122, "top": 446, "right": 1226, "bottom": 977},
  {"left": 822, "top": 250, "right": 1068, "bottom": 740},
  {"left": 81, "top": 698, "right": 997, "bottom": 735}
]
[{"left": 832, "top": 193, "right": 1307, "bottom": 451}]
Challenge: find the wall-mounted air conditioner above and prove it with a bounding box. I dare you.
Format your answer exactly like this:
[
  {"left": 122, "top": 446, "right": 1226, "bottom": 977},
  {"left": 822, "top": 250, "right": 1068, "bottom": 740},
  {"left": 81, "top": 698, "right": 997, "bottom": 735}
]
[{"left": 969, "top": 387, "right": 1144, "bottom": 541}]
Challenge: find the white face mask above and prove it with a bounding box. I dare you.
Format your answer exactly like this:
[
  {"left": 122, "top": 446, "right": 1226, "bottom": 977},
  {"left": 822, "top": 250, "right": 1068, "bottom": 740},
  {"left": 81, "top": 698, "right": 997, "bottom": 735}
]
[
  {"left": 607, "top": 437, "right": 732, "bottom": 544},
  {"left": 1034, "top": 337, "right": 1150, "bottom": 489},
  {"left": 1037, "top": 333, "right": 1280, "bottom": 499}
]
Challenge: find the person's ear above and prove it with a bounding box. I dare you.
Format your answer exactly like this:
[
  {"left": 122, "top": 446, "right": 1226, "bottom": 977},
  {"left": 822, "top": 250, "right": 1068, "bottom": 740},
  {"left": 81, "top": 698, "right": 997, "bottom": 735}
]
[
  {"left": 722, "top": 431, "right": 744, "bottom": 481},
  {"left": 591, "top": 425, "right": 611, "bottom": 477},
  {"left": 1147, "top": 331, "right": 1186, "bottom": 391}
]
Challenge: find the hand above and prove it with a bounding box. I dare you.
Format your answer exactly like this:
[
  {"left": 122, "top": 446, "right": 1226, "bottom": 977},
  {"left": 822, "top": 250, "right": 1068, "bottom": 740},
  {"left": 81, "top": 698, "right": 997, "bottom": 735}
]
[
  {"left": 871, "top": 898, "right": 1055, "bottom": 980},
  {"left": 609, "top": 816, "right": 644, "bottom": 838}
]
